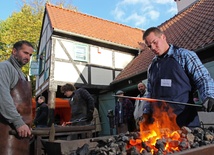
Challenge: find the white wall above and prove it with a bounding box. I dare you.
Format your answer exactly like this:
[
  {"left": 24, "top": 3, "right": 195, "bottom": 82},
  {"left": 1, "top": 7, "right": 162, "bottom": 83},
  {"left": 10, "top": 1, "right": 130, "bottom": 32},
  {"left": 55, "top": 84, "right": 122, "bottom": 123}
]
[
  {"left": 175, "top": 0, "right": 198, "bottom": 13},
  {"left": 52, "top": 38, "right": 135, "bottom": 85}
]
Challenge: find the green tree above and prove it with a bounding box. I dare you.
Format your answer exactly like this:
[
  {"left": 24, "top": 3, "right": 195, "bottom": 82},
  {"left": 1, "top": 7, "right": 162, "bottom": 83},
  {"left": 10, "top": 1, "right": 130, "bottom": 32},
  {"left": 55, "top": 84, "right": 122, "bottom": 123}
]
[
  {"left": 0, "top": 20, "right": 12, "bottom": 61},
  {"left": 0, "top": 0, "right": 77, "bottom": 95},
  {"left": 0, "top": 3, "right": 42, "bottom": 61},
  {"left": 0, "top": 4, "right": 42, "bottom": 95},
  {"left": 0, "top": 0, "right": 76, "bottom": 62}
]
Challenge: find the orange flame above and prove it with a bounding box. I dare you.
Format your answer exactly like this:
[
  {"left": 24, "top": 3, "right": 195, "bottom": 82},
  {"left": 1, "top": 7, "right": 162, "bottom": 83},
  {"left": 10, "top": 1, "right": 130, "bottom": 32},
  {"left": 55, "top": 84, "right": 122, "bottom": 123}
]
[{"left": 129, "top": 101, "right": 182, "bottom": 154}]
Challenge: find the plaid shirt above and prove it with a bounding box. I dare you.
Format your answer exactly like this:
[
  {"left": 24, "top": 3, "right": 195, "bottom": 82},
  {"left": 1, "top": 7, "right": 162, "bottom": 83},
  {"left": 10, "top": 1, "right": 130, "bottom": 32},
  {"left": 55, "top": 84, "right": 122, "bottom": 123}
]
[{"left": 147, "top": 44, "right": 214, "bottom": 102}]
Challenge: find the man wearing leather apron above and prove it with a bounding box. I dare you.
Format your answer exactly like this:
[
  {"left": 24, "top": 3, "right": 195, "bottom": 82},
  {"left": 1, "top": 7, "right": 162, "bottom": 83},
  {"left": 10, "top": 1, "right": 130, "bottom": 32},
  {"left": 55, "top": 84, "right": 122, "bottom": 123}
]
[{"left": 0, "top": 41, "right": 34, "bottom": 155}]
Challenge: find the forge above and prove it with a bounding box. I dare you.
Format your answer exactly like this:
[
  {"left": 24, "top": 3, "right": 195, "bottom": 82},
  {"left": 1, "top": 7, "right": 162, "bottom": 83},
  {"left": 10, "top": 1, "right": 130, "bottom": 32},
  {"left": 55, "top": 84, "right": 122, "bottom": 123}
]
[
  {"left": 41, "top": 128, "right": 214, "bottom": 155},
  {"left": 30, "top": 101, "right": 214, "bottom": 155},
  {"left": 40, "top": 102, "right": 214, "bottom": 155}
]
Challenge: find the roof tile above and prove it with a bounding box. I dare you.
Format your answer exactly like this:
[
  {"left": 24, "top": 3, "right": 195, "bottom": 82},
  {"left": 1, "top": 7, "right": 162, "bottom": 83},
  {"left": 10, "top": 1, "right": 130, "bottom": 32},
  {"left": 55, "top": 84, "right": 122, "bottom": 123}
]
[{"left": 46, "top": 3, "right": 143, "bottom": 49}]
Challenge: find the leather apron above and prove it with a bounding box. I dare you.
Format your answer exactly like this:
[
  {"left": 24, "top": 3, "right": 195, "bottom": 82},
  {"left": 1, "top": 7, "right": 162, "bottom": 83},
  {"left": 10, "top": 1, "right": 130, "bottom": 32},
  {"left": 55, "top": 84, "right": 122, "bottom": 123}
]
[{"left": 0, "top": 78, "right": 32, "bottom": 155}]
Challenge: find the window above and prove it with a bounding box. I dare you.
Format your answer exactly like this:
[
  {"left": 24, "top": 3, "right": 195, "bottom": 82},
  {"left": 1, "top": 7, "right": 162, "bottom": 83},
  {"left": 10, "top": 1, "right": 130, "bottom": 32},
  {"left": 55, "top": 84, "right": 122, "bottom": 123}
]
[
  {"left": 39, "top": 52, "right": 45, "bottom": 74},
  {"left": 73, "top": 43, "right": 88, "bottom": 62}
]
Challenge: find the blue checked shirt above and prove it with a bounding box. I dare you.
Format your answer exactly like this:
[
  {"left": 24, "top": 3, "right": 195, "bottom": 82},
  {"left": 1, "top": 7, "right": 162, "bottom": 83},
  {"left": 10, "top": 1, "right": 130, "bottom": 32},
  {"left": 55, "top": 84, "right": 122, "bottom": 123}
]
[{"left": 147, "top": 44, "right": 214, "bottom": 102}]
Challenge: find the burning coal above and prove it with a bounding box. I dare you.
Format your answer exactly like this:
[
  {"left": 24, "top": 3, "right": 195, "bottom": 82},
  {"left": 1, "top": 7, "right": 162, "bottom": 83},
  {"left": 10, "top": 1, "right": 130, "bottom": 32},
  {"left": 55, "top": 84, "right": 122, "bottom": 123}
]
[
  {"left": 135, "top": 101, "right": 181, "bottom": 154},
  {"left": 73, "top": 102, "right": 214, "bottom": 155},
  {"left": 74, "top": 125, "right": 214, "bottom": 155}
]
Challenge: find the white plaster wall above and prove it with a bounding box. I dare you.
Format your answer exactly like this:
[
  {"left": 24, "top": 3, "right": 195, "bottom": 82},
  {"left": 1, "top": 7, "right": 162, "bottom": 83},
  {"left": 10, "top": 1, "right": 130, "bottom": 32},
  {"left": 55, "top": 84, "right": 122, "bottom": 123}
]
[
  {"left": 76, "top": 64, "right": 88, "bottom": 83},
  {"left": 54, "top": 61, "right": 88, "bottom": 83},
  {"left": 54, "top": 40, "right": 69, "bottom": 60},
  {"left": 91, "top": 67, "right": 113, "bottom": 85},
  {"left": 90, "top": 46, "right": 113, "bottom": 67},
  {"left": 176, "top": 0, "right": 197, "bottom": 12},
  {"left": 114, "top": 52, "right": 134, "bottom": 69},
  {"left": 115, "top": 70, "right": 121, "bottom": 79}
]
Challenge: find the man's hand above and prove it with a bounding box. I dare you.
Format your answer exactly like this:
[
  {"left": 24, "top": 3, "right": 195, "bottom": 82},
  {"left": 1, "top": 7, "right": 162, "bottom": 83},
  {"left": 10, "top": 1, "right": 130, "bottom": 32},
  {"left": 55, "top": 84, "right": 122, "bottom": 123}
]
[
  {"left": 203, "top": 97, "right": 214, "bottom": 112},
  {"left": 16, "top": 124, "right": 31, "bottom": 138}
]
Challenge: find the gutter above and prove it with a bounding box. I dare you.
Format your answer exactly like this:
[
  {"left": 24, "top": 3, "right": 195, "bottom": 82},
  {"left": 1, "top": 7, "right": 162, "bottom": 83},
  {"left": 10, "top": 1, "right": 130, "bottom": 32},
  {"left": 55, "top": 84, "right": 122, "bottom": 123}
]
[
  {"left": 53, "top": 28, "right": 138, "bottom": 50},
  {"left": 195, "top": 42, "right": 214, "bottom": 53}
]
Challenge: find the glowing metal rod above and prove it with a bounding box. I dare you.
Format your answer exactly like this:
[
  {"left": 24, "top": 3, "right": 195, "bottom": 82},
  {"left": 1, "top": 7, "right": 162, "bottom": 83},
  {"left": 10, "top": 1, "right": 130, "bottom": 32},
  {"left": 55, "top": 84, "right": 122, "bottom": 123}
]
[{"left": 113, "top": 95, "right": 203, "bottom": 107}]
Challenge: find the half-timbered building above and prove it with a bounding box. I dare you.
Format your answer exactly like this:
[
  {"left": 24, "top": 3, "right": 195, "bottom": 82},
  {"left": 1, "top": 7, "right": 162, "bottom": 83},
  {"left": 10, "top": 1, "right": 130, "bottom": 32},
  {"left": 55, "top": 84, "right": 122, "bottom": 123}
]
[{"left": 34, "top": 0, "right": 214, "bottom": 135}]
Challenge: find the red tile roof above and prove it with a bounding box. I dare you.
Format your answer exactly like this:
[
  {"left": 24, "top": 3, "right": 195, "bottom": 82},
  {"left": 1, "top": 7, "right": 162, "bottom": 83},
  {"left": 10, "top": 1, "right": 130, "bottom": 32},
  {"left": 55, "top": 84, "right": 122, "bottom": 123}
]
[
  {"left": 45, "top": 0, "right": 214, "bottom": 84},
  {"left": 46, "top": 3, "right": 143, "bottom": 49},
  {"left": 161, "top": 0, "right": 214, "bottom": 51}
]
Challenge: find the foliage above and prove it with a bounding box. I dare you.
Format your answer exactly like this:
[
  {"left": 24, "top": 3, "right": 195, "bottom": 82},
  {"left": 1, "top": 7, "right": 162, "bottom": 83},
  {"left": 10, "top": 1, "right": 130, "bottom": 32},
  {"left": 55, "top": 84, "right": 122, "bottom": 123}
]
[
  {"left": 0, "top": 4, "right": 43, "bottom": 61},
  {"left": 0, "top": 0, "right": 77, "bottom": 95},
  {"left": 0, "top": 4, "right": 42, "bottom": 96},
  {"left": 0, "top": 20, "right": 12, "bottom": 61}
]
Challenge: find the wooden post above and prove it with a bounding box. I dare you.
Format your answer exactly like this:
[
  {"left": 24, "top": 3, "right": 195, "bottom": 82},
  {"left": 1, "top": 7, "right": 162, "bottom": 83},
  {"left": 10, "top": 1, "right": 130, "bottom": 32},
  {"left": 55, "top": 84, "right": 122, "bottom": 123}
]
[{"left": 47, "top": 90, "right": 56, "bottom": 127}]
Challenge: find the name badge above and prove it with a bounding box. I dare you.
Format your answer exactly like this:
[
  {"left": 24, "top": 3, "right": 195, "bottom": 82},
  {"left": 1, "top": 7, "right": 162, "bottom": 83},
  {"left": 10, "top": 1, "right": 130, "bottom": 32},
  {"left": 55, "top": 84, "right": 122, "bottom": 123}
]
[{"left": 161, "top": 79, "right": 172, "bottom": 87}]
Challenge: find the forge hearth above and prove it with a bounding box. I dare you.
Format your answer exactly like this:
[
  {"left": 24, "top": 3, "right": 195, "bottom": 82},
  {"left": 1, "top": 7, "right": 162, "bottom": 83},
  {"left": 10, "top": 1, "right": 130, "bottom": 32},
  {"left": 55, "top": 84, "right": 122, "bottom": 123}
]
[
  {"left": 42, "top": 137, "right": 214, "bottom": 155},
  {"left": 42, "top": 126, "right": 214, "bottom": 155}
]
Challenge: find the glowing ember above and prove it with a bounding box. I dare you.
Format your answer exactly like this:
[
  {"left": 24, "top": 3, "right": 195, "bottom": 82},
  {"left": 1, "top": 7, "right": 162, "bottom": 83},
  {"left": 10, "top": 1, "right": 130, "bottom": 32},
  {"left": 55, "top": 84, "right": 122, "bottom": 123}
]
[{"left": 128, "top": 101, "right": 183, "bottom": 154}]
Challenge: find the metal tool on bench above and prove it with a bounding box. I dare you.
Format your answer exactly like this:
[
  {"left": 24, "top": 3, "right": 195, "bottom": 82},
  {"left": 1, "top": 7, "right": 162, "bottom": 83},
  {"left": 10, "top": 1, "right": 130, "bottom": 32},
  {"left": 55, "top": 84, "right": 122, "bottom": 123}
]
[{"left": 62, "top": 117, "right": 88, "bottom": 126}]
